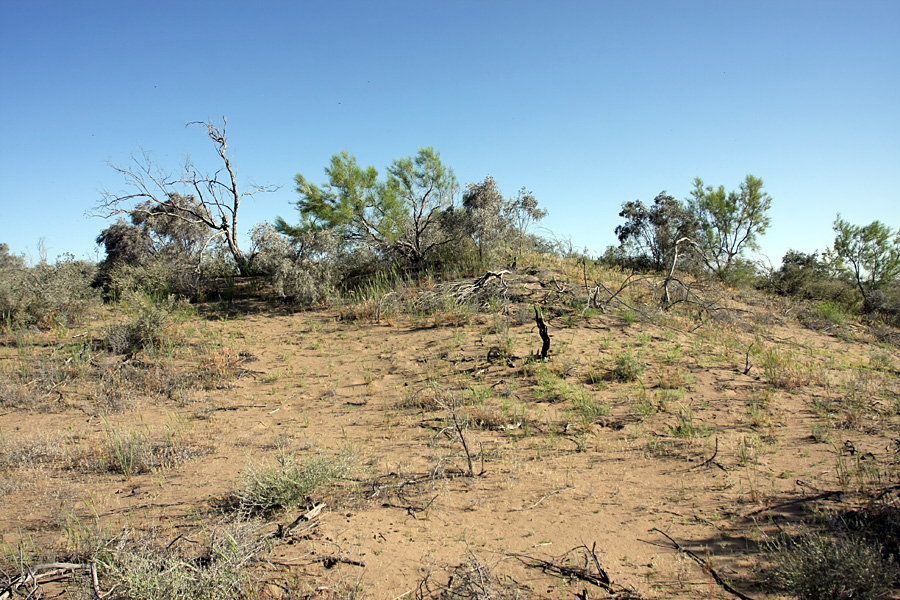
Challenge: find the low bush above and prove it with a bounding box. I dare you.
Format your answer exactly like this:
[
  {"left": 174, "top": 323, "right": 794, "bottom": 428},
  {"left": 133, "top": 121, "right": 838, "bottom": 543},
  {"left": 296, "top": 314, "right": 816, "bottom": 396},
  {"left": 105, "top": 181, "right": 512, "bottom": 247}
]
[
  {"left": 763, "top": 525, "right": 900, "bottom": 600},
  {"left": 0, "top": 252, "right": 98, "bottom": 328},
  {"left": 608, "top": 350, "right": 645, "bottom": 382},
  {"left": 103, "top": 293, "right": 183, "bottom": 355},
  {"left": 249, "top": 222, "right": 338, "bottom": 306},
  {"left": 233, "top": 449, "right": 355, "bottom": 517}
]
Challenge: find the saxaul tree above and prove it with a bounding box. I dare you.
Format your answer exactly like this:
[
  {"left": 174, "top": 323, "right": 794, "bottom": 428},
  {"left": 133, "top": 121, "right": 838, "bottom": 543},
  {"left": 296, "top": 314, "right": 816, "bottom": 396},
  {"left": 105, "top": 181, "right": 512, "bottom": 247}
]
[
  {"left": 461, "top": 176, "right": 547, "bottom": 266},
  {"left": 93, "top": 118, "right": 274, "bottom": 276},
  {"left": 285, "top": 147, "right": 459, "bottom": 266},
  {"left": 615, "top": 192, "right": 699, "bottom": 272},
  {"left": 832, "top": 215, "right": 900, "bottom": 311},
  {"left": 689, "top": 174, "right": 772, "bottom": 281}
]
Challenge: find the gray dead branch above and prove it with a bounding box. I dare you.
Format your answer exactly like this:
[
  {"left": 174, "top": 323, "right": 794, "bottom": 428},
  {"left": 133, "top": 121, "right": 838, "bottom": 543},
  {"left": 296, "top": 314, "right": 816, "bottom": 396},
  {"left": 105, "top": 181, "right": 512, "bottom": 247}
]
[{"left": 415, "top": 270, "right": 510, "bottom": 312}]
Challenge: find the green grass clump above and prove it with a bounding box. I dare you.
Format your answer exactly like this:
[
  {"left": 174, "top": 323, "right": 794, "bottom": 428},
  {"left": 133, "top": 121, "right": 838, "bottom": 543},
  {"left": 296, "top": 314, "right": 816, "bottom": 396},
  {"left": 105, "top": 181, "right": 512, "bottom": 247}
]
[
  {"left": 235, "top": 449, "right": 354, "bottom": 517},
  {"left": 608, "top": 350, "right": 645, "bottom": 383},
  {"left": 570, "top": 391, "right": 609, "bottom": 424}
]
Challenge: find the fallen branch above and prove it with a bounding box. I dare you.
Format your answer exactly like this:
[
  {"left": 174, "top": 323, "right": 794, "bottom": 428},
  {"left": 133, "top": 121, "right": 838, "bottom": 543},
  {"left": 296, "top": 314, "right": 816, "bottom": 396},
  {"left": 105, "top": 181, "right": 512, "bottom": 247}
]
[
  {"left": 510, "top": 488, "right": 566, "bottom": 512},
  {"left": 276, "top": 503, "right": 327, "bottom": 538},
  {"left": 743, "top": 342, "right": 754, "bottom": 375},
  {"left": 509, "top": 543, "right": 612, "bottom": 590},
  {"left": 382, "top": 494, "right": 439, "bottom": 518},
  {"left": 650, "top": 528, "right": 755, "bottom": 600},
  {"left": 322, "top": 555, "right": 366, "bottom": 569},
  {"left": 1, "top": 563, "right": 90, "bottom": 600},
  {"left": 693, "top": 436, "right": 728, "bottom": 473}
]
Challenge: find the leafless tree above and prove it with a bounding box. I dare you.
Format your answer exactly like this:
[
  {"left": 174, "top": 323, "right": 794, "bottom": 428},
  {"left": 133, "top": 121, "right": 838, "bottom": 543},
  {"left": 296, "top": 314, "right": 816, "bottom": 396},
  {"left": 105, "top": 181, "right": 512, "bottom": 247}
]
[{"left": 93, "top": 118, "right": 275, "bottom": 275}]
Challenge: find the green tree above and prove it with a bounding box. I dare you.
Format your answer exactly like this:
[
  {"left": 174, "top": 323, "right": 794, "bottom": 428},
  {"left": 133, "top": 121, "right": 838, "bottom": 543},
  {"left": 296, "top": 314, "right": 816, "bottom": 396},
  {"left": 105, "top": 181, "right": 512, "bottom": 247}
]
[
  {"left": 615, "top": 192, "right": 699, "bottom": 271},
  {"left": 283, "top": 147, "right": 459, "bottom": 266},
  {"left": 689, "top": 174, "right": 772, "bottom": 281},
  {"left": 386, "top": 147, "right": 459, "bottom": 264},
  {"left": 281, "top": 151, "right": 402, "bottom": 253},
  {"left": 832, "top": 215, "right": 900, "bottom": 310},
  {"left": 461, "top": 176, "right": 507, "bottom": 264}
]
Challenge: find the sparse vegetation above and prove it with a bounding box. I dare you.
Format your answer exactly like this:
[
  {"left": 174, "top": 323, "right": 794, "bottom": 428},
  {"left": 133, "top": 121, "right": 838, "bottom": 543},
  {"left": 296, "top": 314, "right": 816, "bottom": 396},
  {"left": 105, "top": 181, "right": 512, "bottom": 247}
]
[{"left": 1, "top": 135, "right": 899, "bottom": 599}]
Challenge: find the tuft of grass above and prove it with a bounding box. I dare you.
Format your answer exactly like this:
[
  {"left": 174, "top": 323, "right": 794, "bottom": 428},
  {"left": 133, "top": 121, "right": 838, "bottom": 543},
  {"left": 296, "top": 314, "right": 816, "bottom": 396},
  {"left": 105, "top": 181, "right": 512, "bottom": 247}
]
[
  {"left": 814, "top": 300, "right": 850, "bottom": 326},
  {"left": 234, "top": 449, "right": 354, "bottom": 517},
  {"left": 618, "top": 309, "right": 639, "bottom": 324},
  {"left": 570, "top": 390, "right": 610, "bottom": 424},
  {"left": 669, "top": 404, "right": 710, "bottom": 439},
  {"left": 102, "top": 419, "right": 200, "bottom": 477},
  {"left": 760, "top": 346, "right": 811, "bottom": 391},
  {"left": 103, "top": 293, "right": 183, "bottom": 356},
  {"left": 196, "top": 347, "right": 244, "bottom": 390},
  {"left": 608, "top": 350, "right": 645, "bottom": 383}
]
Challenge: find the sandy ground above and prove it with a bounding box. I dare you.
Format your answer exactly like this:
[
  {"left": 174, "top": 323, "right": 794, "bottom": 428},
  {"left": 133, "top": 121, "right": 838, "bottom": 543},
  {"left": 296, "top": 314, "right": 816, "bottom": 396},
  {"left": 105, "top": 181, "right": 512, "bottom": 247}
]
[{"left": 1, "top": 279, "right": 898, "bottom": 599}]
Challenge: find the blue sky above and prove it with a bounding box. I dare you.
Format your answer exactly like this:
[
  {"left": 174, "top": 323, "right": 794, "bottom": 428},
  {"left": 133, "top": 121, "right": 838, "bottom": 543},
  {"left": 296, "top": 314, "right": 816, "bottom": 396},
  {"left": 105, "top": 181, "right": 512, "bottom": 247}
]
[{"left": 1, "top": 0, "right": 898, "bottom": 268}]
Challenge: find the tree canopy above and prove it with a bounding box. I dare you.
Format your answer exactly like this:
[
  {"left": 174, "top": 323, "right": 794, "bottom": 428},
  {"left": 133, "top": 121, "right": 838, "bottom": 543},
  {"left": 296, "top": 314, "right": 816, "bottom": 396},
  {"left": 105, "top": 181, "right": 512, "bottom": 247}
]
[
  {"left": 832, "top": 215, "right": 900, "bottom": 310},
  {"left": 689, "top": 174, "right": 772, "bottom": 280},
  {"left": 94, "top": 118, "right": 274, "bottom": 276},
  {"left": 615, "top": 192, "right": 698, "bottom": 272},
  {"left": 282, "top": 147, "right": 459, "bottom": 266}
]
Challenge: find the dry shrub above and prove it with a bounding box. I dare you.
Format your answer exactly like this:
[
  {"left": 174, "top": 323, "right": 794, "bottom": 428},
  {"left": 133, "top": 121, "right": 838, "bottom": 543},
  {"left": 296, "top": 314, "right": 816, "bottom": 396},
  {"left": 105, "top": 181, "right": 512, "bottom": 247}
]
[
  {"left": 196, "top": 347, "right": 244, "bottom": 389},
  {"left": 658, "top": 367, "right": 685, "bottom": 390},
  {"left": 338, "top": 298, "right": 380, "bottom": 322},
  {"left": 100, "top": 423, "right": 201, "bottom": 477},
  {"left": 607, "top": 350, "right": 645, "bottom": 383},
  {"left": 231, "top": 449, "right": 355, "bottom": 518},
  {"left": 399, "top": 387, "right": 445, "bottom": 411},
  {"left": 103, "top": 292, "right": 183, "bottom": 355},
  {"left": 763, "top": 525, "right": 900, "bottom": 600},
  {"left": 760, "top": 346, "right": 811, "bottom": 391},
  {"left": 0, "top": 353, "right": 73, "bottom": 412},
  {"left": 415, "top": 549, "right": 526, "bottom": 600},
  {"left": 250, "top": 222, "right": 338, "bottom": 306},
  {"left": 0, "top": 255, "right": 98, "bottom": 328}
]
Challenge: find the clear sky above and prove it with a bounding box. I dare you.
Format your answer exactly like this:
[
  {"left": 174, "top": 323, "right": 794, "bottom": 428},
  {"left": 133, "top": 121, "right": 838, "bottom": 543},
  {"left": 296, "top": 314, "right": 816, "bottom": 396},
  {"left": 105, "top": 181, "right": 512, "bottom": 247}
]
[{"left": 2, "top": 0, "right": 898, "bottom": 268}]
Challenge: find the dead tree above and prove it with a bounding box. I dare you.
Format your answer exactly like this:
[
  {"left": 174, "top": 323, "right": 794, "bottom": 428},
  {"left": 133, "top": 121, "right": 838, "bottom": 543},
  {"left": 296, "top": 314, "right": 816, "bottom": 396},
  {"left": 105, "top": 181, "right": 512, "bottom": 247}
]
[
  {"left": 534, "top": 305, "right": 550, "bottom": 359},
  {"left": 93, "top": 117, "right": 275, "bottom": 276}
]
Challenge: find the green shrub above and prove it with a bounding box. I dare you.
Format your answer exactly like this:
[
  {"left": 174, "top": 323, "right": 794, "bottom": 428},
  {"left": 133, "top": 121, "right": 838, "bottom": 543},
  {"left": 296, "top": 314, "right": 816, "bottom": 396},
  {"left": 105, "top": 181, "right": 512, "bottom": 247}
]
[
  {"left": 814, "top": 300, "right": 851, "bottom": 325},
  {"left": 249, "top": 222, "right": 338, "bottom": 305},
  {"left": 102, "top": 255, "right": 200, "bottom": 300},
  {"left": 571, "top": 391, "right": 609, "bottom": 424},
  {"left": 103, "top": 293, "right": 182, "bottom": 355}
]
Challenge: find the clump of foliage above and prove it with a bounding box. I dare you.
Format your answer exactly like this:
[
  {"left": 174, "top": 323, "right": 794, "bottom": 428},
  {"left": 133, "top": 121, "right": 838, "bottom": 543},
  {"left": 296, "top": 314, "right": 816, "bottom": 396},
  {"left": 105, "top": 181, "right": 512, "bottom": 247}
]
[
  {"left": 613, "top": 191, "right": 699, "bottom": 272},
  {"left": 610, "top": 175, "right": 772, "bottom": 284},
  {"left": 287, "top": 147, "right": 459, "bottom": 268},
  {"left": 832, "top": 215, "right": 900, "bottom": 317},
  {"left": 764, "top": 249, "right": 855, "bottom": 303},
  {"left": 94, "top": 194, "right": 214, "bottom": 298},
  {"left": 249, "top": 222, "right": 340, "bottom": 305},
  {"left": 762, "top": 525, "right": 900, "bottom": 600},
  {"left": 608, "top": 350, "right": 645, "bottom": 382},
  {"left": 0, "top": 244, "right": 98, "bottom": 328},
  {"left": 281, "top": 149, "right": 546, "bottom": 282},
  {"left": 689, "top": 174, "right": 772, "bottom": 282},
  {"left": 95, "top": 118, "right": 274, "bottom": 277},
  {"left": 458, "top": 175, "right": 546, "bottom": 268},
  {"left": 103, "top": 292, "right": 182, "bottom": 355}
]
